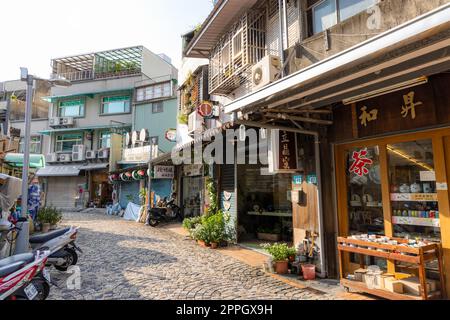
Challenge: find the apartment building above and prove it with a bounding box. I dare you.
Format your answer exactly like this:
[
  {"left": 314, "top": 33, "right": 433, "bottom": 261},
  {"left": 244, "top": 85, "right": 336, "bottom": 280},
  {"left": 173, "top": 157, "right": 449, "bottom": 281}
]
[
  {"left": 181, "top": 0, "right": 450, "bottom": 294},
  {"left": 35, "top": 46, "right": 178, "bottom": 209}
]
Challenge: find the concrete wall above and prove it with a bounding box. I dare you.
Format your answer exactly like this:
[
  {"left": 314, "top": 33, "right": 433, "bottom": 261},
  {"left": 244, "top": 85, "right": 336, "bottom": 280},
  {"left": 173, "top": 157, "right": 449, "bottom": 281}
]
[
  {"left": 134, "top": 98, "right": 178, "bottom": 154},
  {"left": 286, "top": 0, "right": 449, "bottom": 74},
  {"left": 141, "top": 47, "right": 178, "bottom": 84}
]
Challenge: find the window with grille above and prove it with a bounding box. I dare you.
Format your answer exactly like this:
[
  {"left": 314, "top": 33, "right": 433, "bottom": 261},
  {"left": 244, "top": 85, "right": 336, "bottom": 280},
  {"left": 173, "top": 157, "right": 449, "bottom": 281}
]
[
  {"left": 152, "top": 101, "right": 164, "bottom": 114},
  {"left": 136, "top": 82, "right": 172, "bottom": 102},
  {"left": 55, "top": 133, "right": 83, "bottom": 152},
  {"left": 59, "top": 99, "right": 85, "bottom": 117},
  {"left": 101, "top": 95, "right": 131, "bottom": 114}
]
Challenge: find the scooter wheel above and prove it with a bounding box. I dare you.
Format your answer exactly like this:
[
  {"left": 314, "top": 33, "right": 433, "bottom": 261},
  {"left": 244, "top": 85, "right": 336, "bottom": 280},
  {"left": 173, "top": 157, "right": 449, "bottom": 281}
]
[
  {"left": 148, "top": 219, "right": 159, "bottom": 227},
  {"left": 55, "top": 248, "right": 78, "bottom": 271}
]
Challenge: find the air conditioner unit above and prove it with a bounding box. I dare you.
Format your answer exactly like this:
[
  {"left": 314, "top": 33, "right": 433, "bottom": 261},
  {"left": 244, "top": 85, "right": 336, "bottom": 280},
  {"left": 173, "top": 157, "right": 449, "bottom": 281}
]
[
  {"left": 59, "top": 154, "right": 72, "bottom": 162},
  {"left": 49, "top": 117, "right": 61, "bottom": 127},
  {"left": 188, "top": 111, "right": 203, "bottom": 134},
  {"left": 46, "top": 153, "right": 58, "bottom": 163},
  {"left": 251, "top": 55, "right": 281, "bottom": 90},
  {"left": 72, "top": 145, "right": 86, "bottom": 162},
  {"left": 98, "top": 149, "right": 110, "bottom": 159},
  {"left": 86, "top": 150, "right": 97, "bottom": 160},
  {"left": 60, "top": 117, "right": 74, "bottom": 126}
]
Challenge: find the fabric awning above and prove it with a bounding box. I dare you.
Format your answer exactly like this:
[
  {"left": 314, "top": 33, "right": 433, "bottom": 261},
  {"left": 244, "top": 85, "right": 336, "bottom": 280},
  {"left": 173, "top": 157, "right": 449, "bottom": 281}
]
[
  {"left": 79, "top": 163, "right": 109, "bottom": 171},
  {"left": 3, "top": 153, "right": 46, "bottom": 168},
  {"left": 36, "top": 165, "right": 81, "bottom": 177}
]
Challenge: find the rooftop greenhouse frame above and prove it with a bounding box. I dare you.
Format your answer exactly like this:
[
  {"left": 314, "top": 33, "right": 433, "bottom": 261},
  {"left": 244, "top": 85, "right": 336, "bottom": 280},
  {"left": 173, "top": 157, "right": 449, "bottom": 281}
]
[{"left": 51, "top": 46, "right": 144, "bottom": 82}]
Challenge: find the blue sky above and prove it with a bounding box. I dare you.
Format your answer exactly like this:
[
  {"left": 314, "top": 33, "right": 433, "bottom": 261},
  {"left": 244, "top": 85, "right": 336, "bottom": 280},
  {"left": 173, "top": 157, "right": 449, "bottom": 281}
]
[{"left": 0, "top": 0, "right": 214, "bottom": 81}]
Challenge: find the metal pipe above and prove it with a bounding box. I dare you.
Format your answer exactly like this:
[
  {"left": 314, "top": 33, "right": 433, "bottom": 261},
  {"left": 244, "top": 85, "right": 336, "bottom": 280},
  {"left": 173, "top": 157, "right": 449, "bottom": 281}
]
[
  {"left": 21, "top": 75, "right": 33, "bottom": 218},
  {"left": 278, "top": 0, "right": 285, "bottom": 77},
  {"left": 283, "top": 0, "right": 289, "bottom": 49}
]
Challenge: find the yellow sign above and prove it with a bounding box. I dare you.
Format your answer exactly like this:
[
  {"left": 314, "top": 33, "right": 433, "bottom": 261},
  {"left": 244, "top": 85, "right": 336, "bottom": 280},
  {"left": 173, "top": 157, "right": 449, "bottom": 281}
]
[{"left": 359, "top": 106, "right": 378, "bottom": 127}]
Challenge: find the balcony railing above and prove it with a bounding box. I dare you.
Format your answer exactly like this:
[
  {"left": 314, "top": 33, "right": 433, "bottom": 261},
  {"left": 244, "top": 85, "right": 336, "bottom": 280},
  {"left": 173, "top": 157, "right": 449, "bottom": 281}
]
[{"left": 54, "top": 70, "right": 94, "bottom": 82}]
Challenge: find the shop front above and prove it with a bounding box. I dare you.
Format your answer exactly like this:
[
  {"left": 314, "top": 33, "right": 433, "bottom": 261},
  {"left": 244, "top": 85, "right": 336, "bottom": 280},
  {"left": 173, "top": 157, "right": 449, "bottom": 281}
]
[
  {"left": 181, "top": 164, "right": 205, "bottom": 218},
  {"left": 332, "top": 73, "right": 450, "bottom": 297}
]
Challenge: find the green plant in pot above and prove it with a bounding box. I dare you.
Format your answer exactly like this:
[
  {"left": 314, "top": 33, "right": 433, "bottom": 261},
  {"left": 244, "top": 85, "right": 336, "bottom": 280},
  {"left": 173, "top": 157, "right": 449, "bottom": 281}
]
[
  {"left": 182, "top": 216, "right": 203, "bottom": 238},
  {"left": 191, "top": 223, "right": 209, "bottom": 247},
  {"left": 262, "top": 243, "right": 297, "bottom": 274},
  {"left": 38, "top": 206, "right": 62, "bottom": 233}
]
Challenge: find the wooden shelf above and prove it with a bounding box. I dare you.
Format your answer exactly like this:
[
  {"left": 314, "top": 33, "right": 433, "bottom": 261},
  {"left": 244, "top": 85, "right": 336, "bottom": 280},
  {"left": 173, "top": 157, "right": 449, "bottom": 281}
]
[
  {"left": 392, "top": 216, "right": 440, "bottom": 228},
  {"left": 390, "top": 193, "right": 438, "bottom": 202},
  {"left": 247, "top": 211, "right": 292, "bottom": 218},
  {"left": 341, "top": 279, "right": 441, "bottom": 300},
  {"left": 337, "top": 236, "right": 446, "bottom": 300}
]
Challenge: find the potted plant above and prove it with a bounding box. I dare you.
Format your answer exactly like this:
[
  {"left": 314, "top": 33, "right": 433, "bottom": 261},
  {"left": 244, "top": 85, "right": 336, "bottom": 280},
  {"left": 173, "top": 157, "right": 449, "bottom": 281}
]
[
  {"left": 262, "top": 243, "right": 296, "bottom": 274},
  {"left": 192, "top": 224, "right": 209, "bottom": 247},
  {"left": 37, "top": 207, "right": 54, "bottom": 233},
  {"left": 49, "top": 207, "right": 63, "bottom": 230},
  {"left": 257, "top": 226, "right": 281, "bottom": 242},
  {"left": 182, "top": 216, "right": 203, "bottom": 239}
]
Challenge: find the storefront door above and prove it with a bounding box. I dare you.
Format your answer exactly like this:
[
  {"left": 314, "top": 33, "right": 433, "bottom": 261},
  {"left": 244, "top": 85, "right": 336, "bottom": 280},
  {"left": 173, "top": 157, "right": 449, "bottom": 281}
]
[{"left": 335, "top": 128, "right": 450, "bottom": 295}]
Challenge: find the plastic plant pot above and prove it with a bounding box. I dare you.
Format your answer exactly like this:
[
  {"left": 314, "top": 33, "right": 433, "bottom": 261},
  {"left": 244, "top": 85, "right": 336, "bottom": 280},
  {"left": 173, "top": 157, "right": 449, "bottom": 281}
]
[{"left": 301, "top": 264, "right": 316, "bottom": 280}]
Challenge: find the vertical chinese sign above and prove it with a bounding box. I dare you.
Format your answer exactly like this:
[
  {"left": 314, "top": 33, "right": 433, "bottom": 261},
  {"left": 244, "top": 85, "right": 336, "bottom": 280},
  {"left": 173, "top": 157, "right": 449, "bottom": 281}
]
[{"left": 268, "top": 129, "right": 298, "bottom": 173}]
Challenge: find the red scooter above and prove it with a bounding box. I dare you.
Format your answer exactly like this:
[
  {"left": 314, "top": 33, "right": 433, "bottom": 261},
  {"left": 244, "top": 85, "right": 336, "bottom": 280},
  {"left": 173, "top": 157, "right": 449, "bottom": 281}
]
[{"left": 0, "top": 251, "right": 51, "bottom": 300}]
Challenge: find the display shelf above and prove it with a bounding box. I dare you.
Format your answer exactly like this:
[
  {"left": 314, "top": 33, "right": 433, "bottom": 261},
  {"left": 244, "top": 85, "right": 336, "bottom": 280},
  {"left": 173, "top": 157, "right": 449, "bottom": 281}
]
[
  {"left": 337, "top": 236, "right": 446, "bottom": 300},
  {"left": 341, "top": 279, "right": 441, "bottom": 300},
  {"left": 392, "top": 216, "right": 440, "bottom": 228},
  {"left": 247, "top": 211, "right": 292, "bottom": 218},
  {"left": 390, "top": 193, "right": 438, "bottom": 202}
]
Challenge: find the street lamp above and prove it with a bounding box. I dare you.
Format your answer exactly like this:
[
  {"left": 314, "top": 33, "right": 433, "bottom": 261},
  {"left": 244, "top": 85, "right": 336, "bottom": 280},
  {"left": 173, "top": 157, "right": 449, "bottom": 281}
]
[{"left": 14, "top": 68, "right": 71, "bottom": 254}]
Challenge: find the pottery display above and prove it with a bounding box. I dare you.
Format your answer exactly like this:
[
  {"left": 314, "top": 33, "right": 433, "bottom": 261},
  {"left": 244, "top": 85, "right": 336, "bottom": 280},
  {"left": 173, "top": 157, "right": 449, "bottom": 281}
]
[
  {"left": 422, "top": 183, "right": 432, "bottom": 193},
  {"left": 410, "top": 183, "right": 422, "bottom": 193},
  {"left": 399, "top": 184, "right": 411, "bottom": 193}
]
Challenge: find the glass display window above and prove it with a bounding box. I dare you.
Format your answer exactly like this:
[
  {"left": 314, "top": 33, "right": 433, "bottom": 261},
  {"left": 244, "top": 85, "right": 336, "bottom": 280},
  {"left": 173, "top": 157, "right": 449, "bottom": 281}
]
[
  {"left": 387, "top": 140, "right": 441, "bottom": 242},
  {"left": 345, "top": 146, "right": 384, "bottom": 235}
]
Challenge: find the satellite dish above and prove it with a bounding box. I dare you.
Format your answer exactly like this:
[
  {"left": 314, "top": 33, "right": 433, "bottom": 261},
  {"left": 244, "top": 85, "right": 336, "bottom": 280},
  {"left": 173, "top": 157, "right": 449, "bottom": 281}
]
[
  {"left": 125, "top": 132, "right": 131, "bottom": 146},
  {"left": 131, "top": 131, "right": 138, "bottom": 145},
  {"left": 140, "top": 129, "right": 148, "bottom": 142}
]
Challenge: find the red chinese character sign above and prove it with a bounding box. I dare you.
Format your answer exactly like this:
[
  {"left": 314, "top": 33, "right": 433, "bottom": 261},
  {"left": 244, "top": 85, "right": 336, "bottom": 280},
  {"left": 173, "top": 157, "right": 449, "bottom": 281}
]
[{"left": 349, "top": 148, "right": 373, "bottom": 177}]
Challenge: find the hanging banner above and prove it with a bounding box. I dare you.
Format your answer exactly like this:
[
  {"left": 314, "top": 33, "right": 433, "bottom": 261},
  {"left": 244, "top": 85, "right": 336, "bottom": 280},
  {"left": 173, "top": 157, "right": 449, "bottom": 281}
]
[
  {"left": 268, "top": 130, "right": 298, "bottom": 173},
  {"left": 154, "top": 166, "right": 174, "bottom": 179}
]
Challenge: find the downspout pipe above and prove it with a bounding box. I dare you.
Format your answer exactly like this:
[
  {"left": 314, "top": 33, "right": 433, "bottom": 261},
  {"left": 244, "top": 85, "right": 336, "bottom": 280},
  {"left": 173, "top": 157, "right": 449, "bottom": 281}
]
[
  {"left": 283, "top": 0, "right": 289, "bottom": 50},
  {"left": 278, "top": 0, "right": 285, "bottom": 77},
  {"left": 236, "top": 120, "right": 327, "bottom": 278}
]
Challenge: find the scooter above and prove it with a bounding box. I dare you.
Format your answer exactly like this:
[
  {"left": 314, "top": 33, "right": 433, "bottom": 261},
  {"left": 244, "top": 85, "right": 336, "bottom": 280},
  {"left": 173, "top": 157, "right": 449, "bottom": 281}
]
[
  {"left": 0, "top": 220, "right": 82, "bottom": 272},
  {"left": 146, "top": 197, "right": 183, "bottom": 227},
  {"left": 0, "top": 250, "right": 52, "bottom": 300}
]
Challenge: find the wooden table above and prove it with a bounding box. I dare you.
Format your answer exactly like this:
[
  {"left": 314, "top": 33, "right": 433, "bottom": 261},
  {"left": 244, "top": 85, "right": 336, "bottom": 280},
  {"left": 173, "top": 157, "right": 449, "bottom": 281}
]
[{"left": 337, "top": 236, "right": 446, "bottom": 300}]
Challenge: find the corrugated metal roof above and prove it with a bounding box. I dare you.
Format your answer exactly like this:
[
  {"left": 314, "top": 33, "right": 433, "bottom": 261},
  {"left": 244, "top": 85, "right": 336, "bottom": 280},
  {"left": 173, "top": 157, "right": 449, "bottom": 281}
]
[{"left": 185, "top": 0, "right": 259, "bottom": 58}]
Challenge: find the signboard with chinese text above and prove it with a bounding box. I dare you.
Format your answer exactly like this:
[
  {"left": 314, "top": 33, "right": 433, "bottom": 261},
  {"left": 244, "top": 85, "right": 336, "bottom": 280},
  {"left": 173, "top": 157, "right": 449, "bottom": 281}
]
[
  {"left": 154, "top": 166, "right": 174, "bottom": 179},
  {"left": 268, "top": 130, "right": 298, "bottom": 173}
]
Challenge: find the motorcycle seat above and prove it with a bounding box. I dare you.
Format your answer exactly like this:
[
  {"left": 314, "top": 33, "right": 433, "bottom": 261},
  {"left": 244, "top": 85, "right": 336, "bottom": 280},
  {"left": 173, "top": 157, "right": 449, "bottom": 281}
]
[
  {"left": 0, "top": 253, "right": 35, "bottom": 277},
  {"left": 0, "top": 261, "right": 27, "bottom": 278},
  {"left": 29, "top": 227, "right": 71, "bottom": 244}
]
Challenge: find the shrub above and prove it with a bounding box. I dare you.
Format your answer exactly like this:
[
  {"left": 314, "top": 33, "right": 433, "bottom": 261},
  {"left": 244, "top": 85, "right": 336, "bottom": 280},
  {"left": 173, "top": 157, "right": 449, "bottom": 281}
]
[
  {"left": 38, "top": 206, "right": 62, "bottom": 225},
  {"left": 182, "top": 216, "right": 203, "bottom": 231},
  {"left": 262, "top": 243, "right": 297, "bottom": 262}
]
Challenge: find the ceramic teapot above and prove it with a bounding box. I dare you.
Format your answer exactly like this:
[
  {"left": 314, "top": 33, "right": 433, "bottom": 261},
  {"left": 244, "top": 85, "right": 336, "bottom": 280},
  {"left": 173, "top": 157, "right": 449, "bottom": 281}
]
[
  {"left": 410, "top": 183, "right": 422, "bottom": 193},
  {"left": 399, "top": 184, "right": 411, "bottom": 193}
]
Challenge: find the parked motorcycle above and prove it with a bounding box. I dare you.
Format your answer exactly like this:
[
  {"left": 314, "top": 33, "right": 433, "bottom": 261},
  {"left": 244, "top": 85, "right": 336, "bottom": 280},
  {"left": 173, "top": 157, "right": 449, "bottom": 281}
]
[
  {"left": 0, "top": 219, "right": 81, "bottom": 271},
  {"left": 146, "top": 197, "right": 183, "bottom": 227},
  {"left": 0, "top": 251, "right": 51, "bottom": 300}
]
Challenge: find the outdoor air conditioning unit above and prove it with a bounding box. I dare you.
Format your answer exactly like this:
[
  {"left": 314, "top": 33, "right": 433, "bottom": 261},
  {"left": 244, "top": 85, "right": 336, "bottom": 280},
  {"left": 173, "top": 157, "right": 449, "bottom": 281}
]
[
  {"left": 59, "top": 154, "right": 72, "bottom": 162},
  {"left": 46, "top": 153, "right": 58, "bottom": 163},
  {"left": 251, "top": 55, "right": 281, "bottom": 91},
  {"left": 86, "top": 150, "right": 97, "bottom": 160},
  {"left": 60, "top": 117, "right": 74, "bottom": 126},
  {"left": 188, "top": 111, "right": 203, "bottom": 134},
  {"left": 72, "top": 145, "right": 86, "bottom": 162},
  {"left": 49, "top": 117, "right": 61, "bottom": 127},
  {"left": 98, "top": 149, "right": 110, "bottom": 160}
]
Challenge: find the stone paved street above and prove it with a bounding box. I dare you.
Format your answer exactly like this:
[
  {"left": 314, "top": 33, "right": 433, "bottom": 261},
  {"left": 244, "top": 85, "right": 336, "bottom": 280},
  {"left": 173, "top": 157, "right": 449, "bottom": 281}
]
[{"left": 47, "top": 212, "right": 340, "bottom": 300}]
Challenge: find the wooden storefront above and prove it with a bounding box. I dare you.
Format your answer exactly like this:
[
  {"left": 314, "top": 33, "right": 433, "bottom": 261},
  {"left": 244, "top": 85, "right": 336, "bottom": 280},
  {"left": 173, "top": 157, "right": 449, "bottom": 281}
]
[{"left": 331, "top": 72, "right": 450, "bottom": 296}]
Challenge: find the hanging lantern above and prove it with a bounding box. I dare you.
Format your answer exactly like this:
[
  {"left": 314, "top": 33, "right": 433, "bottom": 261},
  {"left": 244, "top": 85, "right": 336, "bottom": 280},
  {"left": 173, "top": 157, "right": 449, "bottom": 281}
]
[
  {"left": 120, "top": 173, "right": 127, "bottom": 181},
  {"left": 125, "top": 172, "right": 132, "bottom": 179},
  {"left": 138, "top": 170, "right": 146, "bottom": 178}
]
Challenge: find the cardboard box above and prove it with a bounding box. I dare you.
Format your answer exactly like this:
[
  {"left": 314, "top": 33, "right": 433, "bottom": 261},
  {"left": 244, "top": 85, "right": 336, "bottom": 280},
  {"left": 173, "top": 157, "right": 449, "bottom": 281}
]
[
  {"left": 354, "top": 268, "right": 367, "bottom": 282},
  {"left": 384, "top": 278, "right": 404, "bottom": 294},
  {"left": 399, "top": 277, "right": 432, "bottom": 296}
]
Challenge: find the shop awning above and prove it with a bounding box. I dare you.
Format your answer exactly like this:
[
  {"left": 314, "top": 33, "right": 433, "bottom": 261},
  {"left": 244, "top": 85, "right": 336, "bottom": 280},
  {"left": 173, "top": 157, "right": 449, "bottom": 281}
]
[
  {"left": 79, "top": 163, "right": 109, "bottom": 171},
  {"left": 36, "top": 165, "right": 81, "bottom": 177},
  {"left": 224, "top": 4, "right": 450, "bottom": 114},
  {"left": 42, "top": 89, "right": 133, "bottom": 103},
  {"left": 39, "top": 124, "right": 131, "bottom": 135},
  {"left": 184, "top": 0, "right": 258, "bottom": 58},
  {"left": 3, "top": 153, "right": 46, "bottom": 168}
]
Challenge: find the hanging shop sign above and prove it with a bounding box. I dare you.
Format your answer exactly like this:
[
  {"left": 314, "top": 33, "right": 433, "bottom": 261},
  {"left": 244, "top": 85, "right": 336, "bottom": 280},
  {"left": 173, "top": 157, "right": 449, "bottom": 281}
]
[
  {"left": 122, "top": 145, "right": 158, "bottom": 163},
  {"left": 293, "top": 175, "right": 303, "bottom": 186},
  {"left": 165, "top": 128, "right": 177, "bottom": 142},
  {"left": 197, "top": 102, "right": 214, "bottom": 118},
  {"left": 183, "top": 164, "right": 202, "bottom": 177},
  {"left": 268, "top": 130, "right": 298, "bottom": 173},
  {"left": 153, "top": 166, "right": 174, "bottom": 179}
]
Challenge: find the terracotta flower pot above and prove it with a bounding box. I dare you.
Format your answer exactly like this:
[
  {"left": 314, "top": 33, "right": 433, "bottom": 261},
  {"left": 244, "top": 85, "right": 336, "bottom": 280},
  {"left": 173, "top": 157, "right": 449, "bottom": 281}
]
[
  {"left": 197, "top": 240, "right": 207, "bottom": 247},
  {"left": 210, "top": 242, "right": 218, "bottom": 249},
  {"left": 274, "top": 260, "right": 289, "bottom": 274},
  {"left": 42, "top": 223, "right": 50, "bottom": 233}
]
